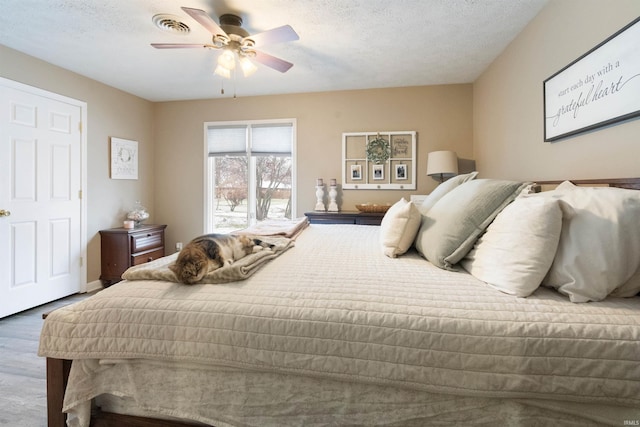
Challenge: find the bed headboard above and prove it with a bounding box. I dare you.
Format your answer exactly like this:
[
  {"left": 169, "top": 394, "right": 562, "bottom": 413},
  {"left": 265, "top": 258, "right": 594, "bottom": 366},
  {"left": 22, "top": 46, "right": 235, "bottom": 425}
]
[{"left": 533, "top": 178, "right": 640, "bottom": 192}]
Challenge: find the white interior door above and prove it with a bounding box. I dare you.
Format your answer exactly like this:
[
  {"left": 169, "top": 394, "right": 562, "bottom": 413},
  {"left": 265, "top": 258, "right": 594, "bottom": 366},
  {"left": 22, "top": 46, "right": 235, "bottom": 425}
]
[{"left": 0, "top": 80, "right": 85, "bottom": 318}]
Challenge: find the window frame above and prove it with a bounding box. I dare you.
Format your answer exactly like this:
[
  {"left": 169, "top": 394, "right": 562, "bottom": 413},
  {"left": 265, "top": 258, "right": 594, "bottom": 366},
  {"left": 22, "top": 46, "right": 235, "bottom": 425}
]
[{"left": 203, "top": 118, "right": 297, "bottom": 233}]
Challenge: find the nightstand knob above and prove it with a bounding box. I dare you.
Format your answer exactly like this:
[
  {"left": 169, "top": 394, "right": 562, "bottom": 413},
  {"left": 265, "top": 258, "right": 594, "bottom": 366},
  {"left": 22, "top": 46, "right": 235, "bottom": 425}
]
[{"left": 147, "top": 257, "right": 153, "bottom": 262}]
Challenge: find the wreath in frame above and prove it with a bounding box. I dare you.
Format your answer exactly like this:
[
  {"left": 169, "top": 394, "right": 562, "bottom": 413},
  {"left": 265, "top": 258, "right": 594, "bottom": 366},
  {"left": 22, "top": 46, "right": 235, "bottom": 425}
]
[{"left": 366, "top": 134, "right": 391, "bottom": 164}]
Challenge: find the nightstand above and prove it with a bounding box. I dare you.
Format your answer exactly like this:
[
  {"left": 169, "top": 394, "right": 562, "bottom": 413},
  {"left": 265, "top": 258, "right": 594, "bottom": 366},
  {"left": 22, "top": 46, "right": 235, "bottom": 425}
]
[
  {"left": 304, "top": 211, "right": 385, "bottom": 226},
  {"left": 99, "top": 224, "right": 167, "bottom": 286}
]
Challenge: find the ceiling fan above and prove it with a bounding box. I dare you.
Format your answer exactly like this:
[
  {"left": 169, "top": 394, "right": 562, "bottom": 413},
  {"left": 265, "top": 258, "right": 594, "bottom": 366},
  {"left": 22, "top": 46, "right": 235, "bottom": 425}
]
[{"left": 151, "top": 7, "right": 299, "bottom": 78}]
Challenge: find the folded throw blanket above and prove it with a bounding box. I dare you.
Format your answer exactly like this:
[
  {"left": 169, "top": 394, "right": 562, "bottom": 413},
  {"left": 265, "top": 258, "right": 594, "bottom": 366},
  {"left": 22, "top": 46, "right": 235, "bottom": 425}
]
[
  {"left": 236, "top": 217, "right": 309, "bottom": 239},
  {"left": 122, "top": 235, "right": 294, "bottom": 284}
]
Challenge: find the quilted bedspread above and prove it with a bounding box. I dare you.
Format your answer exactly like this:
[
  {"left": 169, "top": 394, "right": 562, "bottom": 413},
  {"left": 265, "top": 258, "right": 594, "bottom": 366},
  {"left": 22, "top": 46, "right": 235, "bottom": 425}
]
[{"left": 39, "top": 225, "right": 640, "bottom": 407}]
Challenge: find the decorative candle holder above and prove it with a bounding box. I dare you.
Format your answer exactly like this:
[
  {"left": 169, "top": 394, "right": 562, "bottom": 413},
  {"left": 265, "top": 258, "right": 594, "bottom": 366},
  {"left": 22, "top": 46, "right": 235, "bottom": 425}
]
[
  {"left": 315, "top": 185, "right": 326, "bottom": 211},
  {"left": 328, "top": 184, "right": 339, "bottom": 212}
]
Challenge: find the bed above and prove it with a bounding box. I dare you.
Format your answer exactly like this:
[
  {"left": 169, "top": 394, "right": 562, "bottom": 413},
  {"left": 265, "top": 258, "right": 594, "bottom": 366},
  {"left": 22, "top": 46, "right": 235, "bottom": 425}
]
[{"left": 39, "top": 177, "right": 640, "bottom": 427}]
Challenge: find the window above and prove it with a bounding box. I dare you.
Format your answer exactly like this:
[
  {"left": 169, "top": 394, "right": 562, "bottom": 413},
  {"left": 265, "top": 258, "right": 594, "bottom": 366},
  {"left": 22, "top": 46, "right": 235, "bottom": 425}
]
[{"left": 205, "top": 119, "right": 296, "bottom": 233}]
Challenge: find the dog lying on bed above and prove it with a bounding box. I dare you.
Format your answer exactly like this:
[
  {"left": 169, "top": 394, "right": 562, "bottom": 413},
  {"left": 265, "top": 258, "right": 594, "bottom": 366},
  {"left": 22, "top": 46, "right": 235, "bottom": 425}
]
[{"left": 169, "top": 234, "right": 274, "bottom": 284}]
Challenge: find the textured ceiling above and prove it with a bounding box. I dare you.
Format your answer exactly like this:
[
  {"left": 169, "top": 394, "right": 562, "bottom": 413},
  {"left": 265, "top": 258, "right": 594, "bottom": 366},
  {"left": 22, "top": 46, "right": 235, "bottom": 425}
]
[{"left": 0, "top": 0, "right": 548, "bottom": 102}]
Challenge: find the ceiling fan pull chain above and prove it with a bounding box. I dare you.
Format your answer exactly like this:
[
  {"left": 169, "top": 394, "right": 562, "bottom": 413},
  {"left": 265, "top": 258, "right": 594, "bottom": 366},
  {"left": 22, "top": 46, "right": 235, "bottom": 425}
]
[{"left": 233, "top": 66, "right": 237, "bottom": 99}]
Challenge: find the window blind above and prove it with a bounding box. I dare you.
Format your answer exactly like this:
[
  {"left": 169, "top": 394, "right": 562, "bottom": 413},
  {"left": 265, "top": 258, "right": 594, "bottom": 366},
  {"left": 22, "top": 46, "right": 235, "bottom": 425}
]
[
  {"left": 251, "top": 123, "right": 292, "bottom": 155},
  {"left": 208, "top": 122, "right": 293, "bottom": 156},
  {"left": 207, "top": 125, "right": 247, "bottom": 155}
]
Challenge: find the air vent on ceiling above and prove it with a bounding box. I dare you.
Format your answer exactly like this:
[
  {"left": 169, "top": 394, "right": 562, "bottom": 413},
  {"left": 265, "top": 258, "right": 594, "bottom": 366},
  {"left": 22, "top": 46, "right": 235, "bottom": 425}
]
[{"left": 152, "top": 14, "right": 190, "bottom": 34}]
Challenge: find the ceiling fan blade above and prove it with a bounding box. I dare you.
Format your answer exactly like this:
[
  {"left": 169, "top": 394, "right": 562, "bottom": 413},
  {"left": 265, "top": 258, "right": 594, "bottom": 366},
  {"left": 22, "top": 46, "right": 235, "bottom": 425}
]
[
  {"left": 248, "top": 25, "right": 299, "bottom": 47},
  {"left": 181, "top": 7, "right": 228, "bottom": 39},
  {"left": 253, "top": 51, "right": 294, "bottom": 73},
  {"left": 151, "top": 43, "right": 213, "bottom": 49}
]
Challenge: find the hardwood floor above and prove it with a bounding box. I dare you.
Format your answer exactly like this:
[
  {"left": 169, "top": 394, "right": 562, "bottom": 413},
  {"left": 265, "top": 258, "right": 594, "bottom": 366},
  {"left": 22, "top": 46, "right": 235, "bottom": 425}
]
[{"left": 0, "top": 292, "right": 96, "bottom": 427}]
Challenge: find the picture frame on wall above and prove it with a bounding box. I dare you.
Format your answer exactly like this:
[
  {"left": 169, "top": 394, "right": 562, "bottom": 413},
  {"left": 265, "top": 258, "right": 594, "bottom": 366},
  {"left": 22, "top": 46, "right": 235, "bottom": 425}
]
[
  {"left": 373, "top": 164, "right": 384, "bottom": 180},
  {"left": 110, "top": 137, "right": 138, "bottom": 180},
  {"left": 395, "top": 164, "right": 407, "bottom": 180},
  {"left": 543, "top": 17, "right": 640, "bottom": 142},
  {"left": 351, "top": 164, "right": 362, "bottom": 180}
]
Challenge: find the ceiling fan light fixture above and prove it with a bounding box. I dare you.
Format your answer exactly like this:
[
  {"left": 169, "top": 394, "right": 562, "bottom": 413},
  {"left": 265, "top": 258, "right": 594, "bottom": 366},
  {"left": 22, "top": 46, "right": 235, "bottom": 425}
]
[
  {"left": 218, "top": 50, "right": 236, "bottom": 70},
  {"left": 214, "top": 64, "right": 231, "bottom": 79},
  {"left": 239, "top": 56, "right": 258, "bottom": 77},
  {"left": 212, "top": 35, "right": 229, "bottom": 48}
]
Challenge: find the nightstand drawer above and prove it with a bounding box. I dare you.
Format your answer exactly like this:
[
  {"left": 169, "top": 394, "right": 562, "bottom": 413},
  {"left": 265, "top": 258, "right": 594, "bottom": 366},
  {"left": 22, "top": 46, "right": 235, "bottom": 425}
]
[
  {"left": 131, "top": 230, "right": 164, "bottom": 252},
  {"left": 131, "top": 248, "right": 165, "bottom": 266}
]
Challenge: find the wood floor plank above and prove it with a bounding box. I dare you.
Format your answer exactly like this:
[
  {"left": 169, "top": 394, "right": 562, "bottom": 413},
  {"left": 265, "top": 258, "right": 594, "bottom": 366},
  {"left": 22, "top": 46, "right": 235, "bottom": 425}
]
[{"left": 0, "top": 292, "right": 96, "bottom": 426}]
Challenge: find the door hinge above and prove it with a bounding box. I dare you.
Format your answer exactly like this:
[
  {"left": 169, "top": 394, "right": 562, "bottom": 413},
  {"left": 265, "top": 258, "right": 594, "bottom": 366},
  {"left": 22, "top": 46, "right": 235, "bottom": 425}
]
[
  {"left": 78, "top": 189, "right": 82, "bottom": 199},
  {"left": 79, "top": 257, "right": 83, "bottom": 267},
  {"left": 79, "top": 122, "right": 82, "bottom": 133}
]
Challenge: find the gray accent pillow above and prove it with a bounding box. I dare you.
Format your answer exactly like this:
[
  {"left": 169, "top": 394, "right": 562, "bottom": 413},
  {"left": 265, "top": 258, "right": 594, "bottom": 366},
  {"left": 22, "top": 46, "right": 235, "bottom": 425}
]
[
  {"left": 419, "top": 171, "right": 478, "bottom": 214},
  {"left": 415, "top": 179, "right": 529, "bottom": 270}
]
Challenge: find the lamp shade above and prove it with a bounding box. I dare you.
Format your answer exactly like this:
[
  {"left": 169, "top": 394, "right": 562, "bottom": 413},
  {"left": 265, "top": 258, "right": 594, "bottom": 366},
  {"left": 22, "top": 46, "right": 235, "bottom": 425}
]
[{"left": 426, "top": 150, "right": 458, "bottom": 181}]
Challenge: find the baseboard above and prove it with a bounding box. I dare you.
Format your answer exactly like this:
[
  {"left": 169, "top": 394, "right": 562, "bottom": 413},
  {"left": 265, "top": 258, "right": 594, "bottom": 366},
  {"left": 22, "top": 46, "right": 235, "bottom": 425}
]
[{"left": 84, "top": 280, "right": 104, "bottom": 293}]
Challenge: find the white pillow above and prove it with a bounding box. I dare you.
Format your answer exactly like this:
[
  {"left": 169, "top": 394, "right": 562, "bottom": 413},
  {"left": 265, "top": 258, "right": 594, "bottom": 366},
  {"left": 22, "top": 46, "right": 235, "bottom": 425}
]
[
  {"left": 419, "top": 171, "right": 478, "bottom": 213},
  {"left": 380, "top": 198, "right": 421, "bottom": 258},
  {"left": 542, "top": 181, "right": 640, "bottom": 302},
  {"left": 611, "top": 267, "right": 640, "bottom": 297},
  {"left": 461, "top": 196, "right": 566, "bottom": 297}
]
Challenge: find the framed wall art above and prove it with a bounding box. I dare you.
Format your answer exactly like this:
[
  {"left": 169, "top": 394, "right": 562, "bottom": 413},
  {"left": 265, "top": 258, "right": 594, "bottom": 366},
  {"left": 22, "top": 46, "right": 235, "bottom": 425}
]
[
  {"left": 372, "top": 164, "right": 384, "bottom": 180},
  {"left": 342, "top": 131, "right": 416, "bottom": 190},
  {"left": 350, "top": 164, "right": 362, "bottom": 180},
  {"left": 110, "top": 137, "right": 138, "bottom": 180},
  {"left": 544, "top": 17, "right": 640, "bottom": 142}
]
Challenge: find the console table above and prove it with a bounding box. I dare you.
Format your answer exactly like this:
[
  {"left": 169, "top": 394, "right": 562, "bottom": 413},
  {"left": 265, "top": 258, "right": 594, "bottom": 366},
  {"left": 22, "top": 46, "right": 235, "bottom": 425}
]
[{"left": 304, "top": 211, "right": 384, "bottom": 226}]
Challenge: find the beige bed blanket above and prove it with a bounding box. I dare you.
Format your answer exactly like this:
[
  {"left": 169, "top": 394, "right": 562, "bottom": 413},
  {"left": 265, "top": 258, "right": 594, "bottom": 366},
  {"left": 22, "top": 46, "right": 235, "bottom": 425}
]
[{"left": 122, "top": 235, "right": 293, "bottom": 284}]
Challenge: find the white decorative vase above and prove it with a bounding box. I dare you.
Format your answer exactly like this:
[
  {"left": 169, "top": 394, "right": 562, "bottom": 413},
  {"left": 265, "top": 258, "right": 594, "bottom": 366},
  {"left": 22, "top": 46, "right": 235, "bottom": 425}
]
[
  {"left": 328, "top": 185, "right": 339, "bottom": 212},
  {"left": 314, "top": 185, "right": 326, "bottom": 211}
]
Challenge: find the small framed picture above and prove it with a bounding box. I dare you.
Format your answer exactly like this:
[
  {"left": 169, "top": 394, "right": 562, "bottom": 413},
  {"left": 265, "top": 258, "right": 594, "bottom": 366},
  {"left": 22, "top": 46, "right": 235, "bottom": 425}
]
[
  {"left": 395, "top": 164, "right": 407, "bottom": 180},
  {"left": 110, "top": 137, "right": 138, "bottom": 180},
  {"left": 373, "top": 164, "right": 384, "bottom": 180},
  {"left": 351, "top": 164, "right": 362, "bottom": 180}
]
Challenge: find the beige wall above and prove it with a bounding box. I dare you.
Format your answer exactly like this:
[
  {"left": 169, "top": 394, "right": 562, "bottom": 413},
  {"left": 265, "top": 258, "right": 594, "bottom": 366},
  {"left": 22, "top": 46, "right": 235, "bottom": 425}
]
[
  {"left": 474, "top": 0, "right": 640, "bottom": 181},
  {"left": 0, "top": 45, "right": 155, "bottom": 284},
  {"left": 153, "top": 85, "right": 473, "bottom": 250}
]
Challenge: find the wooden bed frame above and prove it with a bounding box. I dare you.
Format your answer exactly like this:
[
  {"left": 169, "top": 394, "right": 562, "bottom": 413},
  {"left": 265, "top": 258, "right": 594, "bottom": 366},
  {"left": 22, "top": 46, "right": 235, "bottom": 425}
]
[
  {"left": 44, "top": 177, "right": 640, "bottom": 427},
  {"left": 535, "top": 177, "right": 640, "bottom": 190}
]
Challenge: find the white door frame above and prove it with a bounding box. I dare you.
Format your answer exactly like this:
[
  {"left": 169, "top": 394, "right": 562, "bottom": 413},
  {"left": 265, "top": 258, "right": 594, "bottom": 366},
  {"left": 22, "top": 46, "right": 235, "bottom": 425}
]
[{"left": 0, "top": 77, "right": 88, "bottom": 292}]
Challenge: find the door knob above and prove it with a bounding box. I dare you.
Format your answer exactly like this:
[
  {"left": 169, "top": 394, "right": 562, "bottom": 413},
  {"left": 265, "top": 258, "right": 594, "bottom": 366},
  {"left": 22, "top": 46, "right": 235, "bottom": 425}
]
[{"left": 0, "top": 209, "right": 10, "bottom": 217}]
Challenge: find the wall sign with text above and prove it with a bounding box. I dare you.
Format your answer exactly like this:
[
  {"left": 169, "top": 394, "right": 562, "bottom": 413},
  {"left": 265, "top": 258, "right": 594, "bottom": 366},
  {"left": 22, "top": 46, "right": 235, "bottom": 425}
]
[{"left": 544, "top": 17, "right": 640, "bottom": 142}]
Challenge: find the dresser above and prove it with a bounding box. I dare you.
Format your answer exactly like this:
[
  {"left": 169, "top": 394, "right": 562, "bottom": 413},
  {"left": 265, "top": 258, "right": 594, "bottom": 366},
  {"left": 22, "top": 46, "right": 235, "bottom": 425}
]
[
  {"left": 99, "top": 224, "right": 167, "bottom": 286},
  {"left": 304, "top": 211, "right": 384, "bottom": 226}
]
